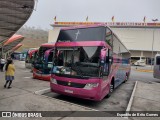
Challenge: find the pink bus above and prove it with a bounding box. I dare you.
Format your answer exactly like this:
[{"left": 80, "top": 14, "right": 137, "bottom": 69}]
[
  {"left": 33, "top": 43, "right": 55, "bottom": 81},
  {"left": 50, "top": 25, "right": 131, "bottom": 101}
]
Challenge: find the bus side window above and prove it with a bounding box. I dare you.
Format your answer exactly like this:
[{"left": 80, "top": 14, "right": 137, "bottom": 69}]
[{"left": 156, "top": 56, "right": 160, "bottom": 65}]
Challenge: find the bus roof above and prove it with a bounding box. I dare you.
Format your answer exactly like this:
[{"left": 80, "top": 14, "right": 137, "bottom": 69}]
[
  {"left": 29, "top": 49, "right": 38, "bottom": 58},
  {"left": 41, "top": 43, "right": 55, "bottom": 48}
]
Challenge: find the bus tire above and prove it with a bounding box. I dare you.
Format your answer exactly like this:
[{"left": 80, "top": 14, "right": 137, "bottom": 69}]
[
  {"left": 106, "top": 79, "right": 114, "bottom": 98},
  {"left": 33, "top": 74, "right": 36, "bottom": 79},
  {"left": 123, "top": 74, "right": 128, "bottom": 83}
]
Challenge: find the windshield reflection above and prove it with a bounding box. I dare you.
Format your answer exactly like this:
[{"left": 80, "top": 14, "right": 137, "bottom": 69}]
[{"left": 53, "top": 46, "right": 102, "bottom": 78}]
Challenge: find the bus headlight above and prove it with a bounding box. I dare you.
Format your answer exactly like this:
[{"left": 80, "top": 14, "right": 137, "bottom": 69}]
[
  {"left": 50, "top": 78, "right": 57, "bottom": 84},
  {"left": 84, "top": 83, "right": 99, "bottom": 90}
]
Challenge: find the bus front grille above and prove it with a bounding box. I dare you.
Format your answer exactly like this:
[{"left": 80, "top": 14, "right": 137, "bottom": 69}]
[{"left": 57, "top": 80, "right": 86, "bottom": 88}]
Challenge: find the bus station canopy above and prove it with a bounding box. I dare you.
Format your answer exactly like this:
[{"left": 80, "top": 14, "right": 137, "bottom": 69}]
[
  {"left": 11, "top": 43, "right": 22, "bottom": 52},
  {"left": 0, "top": 0, "right": 35, "bottom": 44},
  {"left": 3, "top": 34, "right": 24, "bottom": 53}
]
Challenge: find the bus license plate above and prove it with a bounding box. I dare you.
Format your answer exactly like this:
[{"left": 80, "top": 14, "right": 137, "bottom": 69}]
[{"left": 64, "top": 89, "right": 73, "bottom": 94}]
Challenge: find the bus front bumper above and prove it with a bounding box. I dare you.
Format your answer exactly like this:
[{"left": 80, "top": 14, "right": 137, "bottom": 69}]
[
  {"left": 33, "top": 70, "right": 51, "bottom": 81},
  {"left": 50, "top": 82, "right": 101, "bottom": 101}
]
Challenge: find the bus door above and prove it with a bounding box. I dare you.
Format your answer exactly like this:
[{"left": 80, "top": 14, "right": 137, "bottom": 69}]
[
  {"left": 101, "top": 48, "right": 112, "bottom": 95},
  {"left": 154, "top": 55, "right": 160, "bottom": 79}
]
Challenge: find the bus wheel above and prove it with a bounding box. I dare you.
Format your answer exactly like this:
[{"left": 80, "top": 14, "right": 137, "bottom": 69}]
[
  {"left": 106, "top": 82, "right": 114, "bottom": 98},
  {"left": 33, "top": 74, "right": 36, "bottom": 79},
  {"left": 124, "top": 75, "right": 128, "bottom": 83}
]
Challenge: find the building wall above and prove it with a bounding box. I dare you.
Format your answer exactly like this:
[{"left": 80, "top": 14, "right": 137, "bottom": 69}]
[
  {"left": 48, "top": 27, "right": 60, "bottom": 43},
  {"left": 112, "top": 28, "right": 160, "bottom": 52},
  {"left": 130, "top": 50, "right": 141, "bottom": 56},
  {"left": 130, "top": 50, "right": 158, "bottom": 57},
  {"left": 143, "top": 51, "right": 158, "bottom": 58}
]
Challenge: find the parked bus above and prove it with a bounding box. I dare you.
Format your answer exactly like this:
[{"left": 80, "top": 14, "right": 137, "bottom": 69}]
[
  {"left": 153, "top": 54, "right": 160, "bottom": 79},
  {"left": 29, "top": 49, "right": 38, "bottom": 69},
  {"left": 25, "top": 48, "right": 38, "bottom": 69},
  {"left": 50, "top": 25, "right": 131, "bottom": 101},
  {"left": 131, "top": 56, "right": 146, "bottom": 66},
  {"left": 33, "top": 43, "right": 55, "bottom": 81},
  {"left": 11, "top": 52, "right": 25, "bottom": 60}
]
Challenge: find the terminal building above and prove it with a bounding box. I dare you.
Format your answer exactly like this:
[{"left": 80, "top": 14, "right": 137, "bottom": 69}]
[{"left": 49, "top": 22, "right": 160, "bottom": 65}]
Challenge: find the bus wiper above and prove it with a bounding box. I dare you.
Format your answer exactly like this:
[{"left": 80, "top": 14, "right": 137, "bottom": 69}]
[
  {"left": 71, "top": 63, "right": 84, "bottom": 78},
  {"left": 70, "top": 47, "right": 84, "bottom": 78}
]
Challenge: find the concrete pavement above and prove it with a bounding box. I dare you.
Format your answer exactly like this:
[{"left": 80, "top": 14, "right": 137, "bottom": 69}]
[
  {"left": 131, "top": 81, "right": 160, "bottom": 111},
  {"left": 0, "top": 61, "right": 126, "bottom": 120},
  {"left": 0, "top": 60, "right": 160, "bottom": 120},
  {"left": 129, "top": 81, "right": 160, "bottom": 120},
  {"left": 0, "top": 61, "right": 88, "bottom": 120}
]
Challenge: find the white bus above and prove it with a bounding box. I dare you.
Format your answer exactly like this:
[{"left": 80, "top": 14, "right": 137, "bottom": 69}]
[
  {"left": 131, "top": 56, "right": 146, "bottom": 66},
  {"left": 153, "top": 54, "right": 160, "bottom": 79}
]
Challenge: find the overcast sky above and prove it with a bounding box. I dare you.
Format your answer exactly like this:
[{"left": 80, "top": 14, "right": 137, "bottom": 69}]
[{"left": 25, "top": 0, "right": 160, "bottom": 29}]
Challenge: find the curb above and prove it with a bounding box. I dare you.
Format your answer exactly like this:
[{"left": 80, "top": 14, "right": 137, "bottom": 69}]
[{"left": 133, "top": 69, "right": 153, "bottom": 73}]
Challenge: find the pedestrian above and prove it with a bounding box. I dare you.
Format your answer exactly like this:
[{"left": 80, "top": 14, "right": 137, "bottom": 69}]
[
  {"left": 4, "top": 59, "right": 15, "bottom": 89},
  {"left": 0, "top": 57, "right": 6, "bottom": 72}
]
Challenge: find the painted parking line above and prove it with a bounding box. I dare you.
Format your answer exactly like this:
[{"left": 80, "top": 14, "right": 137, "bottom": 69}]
[
  {"left": 125, "top": 81, "right": 138, "bottom": 119},
  {"left": 34, "top": 88, "right": 50, "bottom": 95},
  {"left": 133, "top": 69, "right": 153, "bottom": 73}
]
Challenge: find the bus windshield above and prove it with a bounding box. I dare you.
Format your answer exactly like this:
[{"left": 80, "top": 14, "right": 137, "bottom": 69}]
[
  {"left": 31, "top": 51, "right": 38, "bottom": 63},
  {"left": 53, "top": 46, "right": 102, "bottom": 78},
  {"left": 37, "top": 47, "right": 52, "bottom": 63}
]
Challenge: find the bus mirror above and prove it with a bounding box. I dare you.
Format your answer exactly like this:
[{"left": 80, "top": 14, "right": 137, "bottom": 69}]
[{"left": 100, "top": 48, "right": 107, "bottom": 65}]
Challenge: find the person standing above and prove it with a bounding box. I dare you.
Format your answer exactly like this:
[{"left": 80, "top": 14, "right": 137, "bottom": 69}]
[
  {"left": 4, "top": 60, "right": 15, "bottom": 89},
  {"left": 0, "top": 57, "right": 6, "bottom": 72}
]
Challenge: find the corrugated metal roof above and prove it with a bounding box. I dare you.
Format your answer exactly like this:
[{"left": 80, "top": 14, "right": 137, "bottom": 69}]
[{"left": 0, "top": 0, "right": 35, "bottom": 44}]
